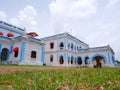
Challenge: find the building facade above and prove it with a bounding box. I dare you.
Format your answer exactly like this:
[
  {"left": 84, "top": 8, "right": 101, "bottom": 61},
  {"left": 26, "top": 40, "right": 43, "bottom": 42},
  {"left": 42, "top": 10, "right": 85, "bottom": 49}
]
[
  {"left": 41, "top": 33, "right": 115, "bottom": 67},
  {"left": 0, "top": 20, "right": 44, "bottom": 65},
  {"left": 0, "top": 20, "right": 115, "bottom": 67}
]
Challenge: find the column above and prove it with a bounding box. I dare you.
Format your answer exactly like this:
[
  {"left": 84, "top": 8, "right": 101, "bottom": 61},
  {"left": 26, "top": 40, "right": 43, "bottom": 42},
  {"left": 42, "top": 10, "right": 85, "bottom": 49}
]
[
  {"left": 82, "top": 57, "right": 85, "bottom": 66},
  {"left": 108, "top": 52, "right": 111, "bottom": 64},
  {"left": 41, "top": 47, "right": 44, "bottom": 63},
  {"left": 19, "top": 42, "right": 26, "bottom": 62},
  {"left": 89, "top": 58, "right": 93, "bottom": 67}
]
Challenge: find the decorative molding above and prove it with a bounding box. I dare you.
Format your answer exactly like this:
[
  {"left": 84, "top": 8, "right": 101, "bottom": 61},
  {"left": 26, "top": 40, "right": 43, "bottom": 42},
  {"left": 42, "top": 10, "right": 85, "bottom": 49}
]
[
  {"left": 0, "top": 20, "right": 25, "bottom": 31},
  {"left": 19, "top": 42, "right": 26, "bottom": 62},
  {"left": 41, "top": 47, "right": 44, "bottom": 63},
  {"left": 91, "top": 54, "right": 107, "bottom": 64}
]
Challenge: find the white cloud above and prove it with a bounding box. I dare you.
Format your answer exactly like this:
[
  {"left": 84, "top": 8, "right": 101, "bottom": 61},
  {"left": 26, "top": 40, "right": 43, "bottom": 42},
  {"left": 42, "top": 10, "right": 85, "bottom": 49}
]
[
  {"left": 18, "top": 5, "right": 37, "bottom": 21},
  {"left": 49, "top": 0, "right": 98, "bottom": 34},
  {"left": 0, "top": 1, "right": 120, "bottom": 60},
  {"left": 107, "top": 0, "right": 119, "bottom": 7},
  {"left": 49, "top": 0, "right": 97, "bottom": 18},
  {"left": 0, "top": 10, "right": 7, "bottom": 21},
  {"left": 9, "top": 5, "right": 38, "bottom": 32}
]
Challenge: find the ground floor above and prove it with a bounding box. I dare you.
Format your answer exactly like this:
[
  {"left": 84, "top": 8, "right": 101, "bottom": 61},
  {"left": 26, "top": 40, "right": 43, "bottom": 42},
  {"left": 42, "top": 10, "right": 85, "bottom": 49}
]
[
  {"left": 46, "top": 54, "right": 115, "bottom": 67},
  {"left": 0, "top": 40, "right": 115, "bottom": 67},
  {"left": 44, "top": 46, "right": 115, "bottom": 67},
  {"left": 0, "top": 37, "right": 44, "bottom": 65},
  {"left": 0, "top": 46, "right": 44, "bottom": 65}
]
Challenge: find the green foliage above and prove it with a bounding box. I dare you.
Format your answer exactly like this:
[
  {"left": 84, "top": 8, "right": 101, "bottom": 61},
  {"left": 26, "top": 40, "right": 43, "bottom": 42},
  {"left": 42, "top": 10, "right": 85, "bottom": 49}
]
[{"left": 0, "top": 67, "right": 120, "bottom": 90}]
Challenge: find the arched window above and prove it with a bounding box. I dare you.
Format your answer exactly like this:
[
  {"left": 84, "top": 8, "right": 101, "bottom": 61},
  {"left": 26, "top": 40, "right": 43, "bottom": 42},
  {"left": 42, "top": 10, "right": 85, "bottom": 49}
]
[
  {"left": 14, "top": 52, "right": 18, "bottom": 57},
  {"left": 71, "top": 43, "right": 73, "bottom": 50},
  {"left": 59, "top": 42, "right": 64, "bottom": 49},
  {"left": 50, "top": 42, "right": 54, "bottom": 49},
  {"left": 74, "top": 46, "right": 76, "bottom": 51},
  {"left": 68, "top": 43, "right": 70, "bottom": 49},
  {"left": 31, "top": 51, "right": 36, "bottom": 58},
  {"left": 71, "top": 56, "right": 73, "bottom": 64},
  {"left": 92, "top": 56, "right": 105, "bottom": 68},
  {"left": 13, "top": 47, "right": 19, "bottom": 57},
  {"left": 85, "top": 57, "right": 89, "bottom": 65},
  {"left": 79, "top": 46, "right": 81, "bottom": 49},
  {"left": 79, "top": 46, "right": 81, "bottom": 51},
  {"left": 0, "top": 32, "right": 3, "bottom": 36},
  {"left": 1, "top": 48, "right": 9, "bottom": 61},
  {"left": 77, "top": 46, "right": 79, "bottom": 51},
  {"left": 50, "top": 55, "right": 53, "bottom": 62},
  {"left": 78, "top": 57, "right": 82, "bottom": 65},
  {"left": 59, "top": 56, "right": 64, "bottom": 64}
]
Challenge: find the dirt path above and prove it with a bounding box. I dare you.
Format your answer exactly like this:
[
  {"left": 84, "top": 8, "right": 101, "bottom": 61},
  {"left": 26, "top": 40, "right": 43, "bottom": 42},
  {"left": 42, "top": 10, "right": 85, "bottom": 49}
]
[{"left": 0, "top": 66, "right": 67, "bottom": 74}]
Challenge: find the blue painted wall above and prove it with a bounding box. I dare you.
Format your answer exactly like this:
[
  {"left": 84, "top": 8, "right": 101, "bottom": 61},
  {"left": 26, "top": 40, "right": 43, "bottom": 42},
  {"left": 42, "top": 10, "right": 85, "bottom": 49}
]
[
  {"left": 8, "top": 45, "right": 13, "bottom": 60},
  {"left": 91, "top": 54, "right": 107, "bottom": 64},
  {"left": 112, "top": 55, "right": 115, "bottom": 64},
  {"left": 41, "top": 47, "right": 44, "bottom": 63},
  {"left": 10, "top": 45, "right": 13, "bottom": 53},
  {"left": 108, "top": 52, "right": 111, "bottom": 63},
  {"left": 19, "top": 42, "right": 26, "bottom": 62}
]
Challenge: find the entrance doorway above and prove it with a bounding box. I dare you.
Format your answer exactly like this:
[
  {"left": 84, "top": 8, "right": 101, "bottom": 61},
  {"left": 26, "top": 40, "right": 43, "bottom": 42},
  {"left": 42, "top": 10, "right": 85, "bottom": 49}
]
[
  {"left": 85, "top": 57, "right": 89, "bottom": 65},
  {"left": 1, "top": 48, "right": 9, "bottom": 61},
  {"left": 93, "top": 56, "right": 105, "bottom": 68},
  {"left": 77, "top": 57, "right": 82, "bottom": 65},
  {"left": 59, "top": 56, "right": 64, "bottom": 64}
]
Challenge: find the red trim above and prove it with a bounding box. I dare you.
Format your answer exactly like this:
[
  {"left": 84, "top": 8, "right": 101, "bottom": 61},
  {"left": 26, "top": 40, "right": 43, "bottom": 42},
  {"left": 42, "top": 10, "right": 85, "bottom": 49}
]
[
  {"left": 7, "top": 33, "right": 14, "bottom": 37},
  {"left": 50, "top": 42, "right": 54, "bottom": 44},
  {"left": 13, "top": 47, "right": 19, "bottom": 52},
  {"left": 0, "top": 32, "right": 3, "bottom": 36},
  {"left": 26, "top": 32, "right": 38, "bottom": 37}
]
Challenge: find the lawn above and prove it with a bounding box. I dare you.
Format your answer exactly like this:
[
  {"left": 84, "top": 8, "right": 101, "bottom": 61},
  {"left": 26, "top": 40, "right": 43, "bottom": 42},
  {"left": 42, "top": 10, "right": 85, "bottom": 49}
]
[{"left": 0, "top": 65, "right": 120, "bottom": 90}]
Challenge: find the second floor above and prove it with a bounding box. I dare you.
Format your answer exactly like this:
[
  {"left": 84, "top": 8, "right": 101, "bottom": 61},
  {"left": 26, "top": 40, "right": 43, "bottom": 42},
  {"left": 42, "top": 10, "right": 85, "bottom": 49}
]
[{"left": 41, "top": 33, "right": 89, "bottom": 52}]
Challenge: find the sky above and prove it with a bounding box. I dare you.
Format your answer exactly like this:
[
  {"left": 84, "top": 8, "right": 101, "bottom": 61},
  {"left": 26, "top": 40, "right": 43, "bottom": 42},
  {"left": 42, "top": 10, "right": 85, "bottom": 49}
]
[{"left": 0, "top": 0, "right": 120, "bottom": 60}]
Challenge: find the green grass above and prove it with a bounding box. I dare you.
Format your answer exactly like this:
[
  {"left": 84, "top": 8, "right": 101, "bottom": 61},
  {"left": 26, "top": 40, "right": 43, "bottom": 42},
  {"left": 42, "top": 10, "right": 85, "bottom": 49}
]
[
  {"left": 0, "top": 67, "right": 120, "bottom": 90},
  {"left": 0, "top": 64, "right": 18, "bottom": 66}
]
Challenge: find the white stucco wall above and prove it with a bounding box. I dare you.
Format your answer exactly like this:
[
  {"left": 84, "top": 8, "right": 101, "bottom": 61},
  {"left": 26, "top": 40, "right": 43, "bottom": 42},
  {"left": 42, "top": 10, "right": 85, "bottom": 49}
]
[
  {"left": 0, "top": 21, "right": 25, "bottom": 37},
  {"left": 18, "top": 39, "right": 44, "bottom": 65},
  {"left": 0, "top": 20, "right": 115, "bottom": 67}
]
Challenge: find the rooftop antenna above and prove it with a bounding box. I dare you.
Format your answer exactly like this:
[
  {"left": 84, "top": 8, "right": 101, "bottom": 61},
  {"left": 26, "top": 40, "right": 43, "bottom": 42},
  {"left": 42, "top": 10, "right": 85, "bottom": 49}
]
[{"left": 68, "top": 29, "right": 72, "bottom": 34}]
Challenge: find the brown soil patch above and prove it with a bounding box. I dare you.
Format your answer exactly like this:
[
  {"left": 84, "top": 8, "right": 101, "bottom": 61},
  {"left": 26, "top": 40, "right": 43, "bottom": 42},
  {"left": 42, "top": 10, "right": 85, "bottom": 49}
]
[{"left": 0, "top": 66, "right": 67, "bottom": 74}]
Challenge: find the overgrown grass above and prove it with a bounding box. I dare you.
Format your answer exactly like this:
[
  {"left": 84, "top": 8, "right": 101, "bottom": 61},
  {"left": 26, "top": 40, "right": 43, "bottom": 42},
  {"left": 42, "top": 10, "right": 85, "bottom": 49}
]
[{"left": 0, "top": 67, "right": 120, "bottom": 90}]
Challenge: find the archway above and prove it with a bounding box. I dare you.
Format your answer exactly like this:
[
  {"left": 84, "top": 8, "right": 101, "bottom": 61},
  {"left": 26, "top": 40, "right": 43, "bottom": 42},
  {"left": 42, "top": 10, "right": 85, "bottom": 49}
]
[
  {"left": 112, "top": 56, "right": 115, "bottom": 64},
  {"left": 93, "top": 56, "right": 105, "bottom": 68},
  {"left": 71, "top": 56, "right": 73, "bottom": 64},
  {"left": 77, "top": 57, "right": 82, "bottom": 65},
  {"left": 13, "top": 47, "right": 19, "bottom": 57},
  {"left": 59, "top": 56, "right": 64, "bottom": 64},
  {"left": 59, "top": 42, "right": 64, "bottom": 49},
  {"left": 85, "top": 57, "right": 89, "bottom": 65},
  {"left": 50, "top": 55, "right": 53, "bottom": 62},
  {"left": 71, "top": 43, "right": 73, "bottom": 51},
  {"left": 1, "top": 48, "right": 9, "bottom": 61}
]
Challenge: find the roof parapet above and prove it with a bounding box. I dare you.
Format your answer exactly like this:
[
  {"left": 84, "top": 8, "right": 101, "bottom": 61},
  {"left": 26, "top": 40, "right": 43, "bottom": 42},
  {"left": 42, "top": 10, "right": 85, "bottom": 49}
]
[{"left": 0, "top": 20, "right": 25, "bottom": 32}]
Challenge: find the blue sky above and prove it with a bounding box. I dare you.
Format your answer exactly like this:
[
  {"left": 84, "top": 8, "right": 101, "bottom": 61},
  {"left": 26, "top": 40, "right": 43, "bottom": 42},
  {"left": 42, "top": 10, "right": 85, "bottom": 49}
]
[{"left": 0, "top": 0, "right": 120, "bottom": 60}]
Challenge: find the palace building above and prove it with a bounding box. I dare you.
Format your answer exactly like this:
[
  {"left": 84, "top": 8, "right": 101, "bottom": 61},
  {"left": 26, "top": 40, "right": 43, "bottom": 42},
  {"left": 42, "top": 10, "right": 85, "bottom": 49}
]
[
  {"left": 0, "top": 20, "right": 115, "bottom": 67},
  {"left": 0, "top": 20, "right": 44, "bottom": 65}
]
